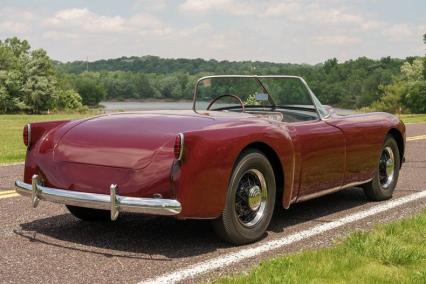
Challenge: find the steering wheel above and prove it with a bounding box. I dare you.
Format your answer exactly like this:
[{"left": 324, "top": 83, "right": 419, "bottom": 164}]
[{"left": 206, "top": 94, "right": 245, "bottom": 112}]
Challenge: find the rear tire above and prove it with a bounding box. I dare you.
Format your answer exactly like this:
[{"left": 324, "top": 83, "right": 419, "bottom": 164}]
[
  {"left": 212, "top": 149, "right": 276, "bottom": 245},
  {"left": 66, "top": 205, "right": 111, "bottom": 222},
  {"left": 363, "top": 135, "right": 400, "bottom": 201}
]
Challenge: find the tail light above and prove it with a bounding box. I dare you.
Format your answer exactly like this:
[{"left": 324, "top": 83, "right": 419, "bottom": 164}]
[
  {"left": 174, "top": 133, "right": 184, "bottom": 160},
  {"left": 23, "top": 124, "right": 31, "bottom": 147}
]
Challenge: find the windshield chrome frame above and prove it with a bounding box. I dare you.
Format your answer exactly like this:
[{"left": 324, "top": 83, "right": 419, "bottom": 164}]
[{"left": 192, "top": 75, "right": 329, "bottom": 120}]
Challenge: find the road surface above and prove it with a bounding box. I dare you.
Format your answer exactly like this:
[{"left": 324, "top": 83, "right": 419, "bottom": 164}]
[{"left": 0, "top": 123, "right": 425, "bottom": 283}]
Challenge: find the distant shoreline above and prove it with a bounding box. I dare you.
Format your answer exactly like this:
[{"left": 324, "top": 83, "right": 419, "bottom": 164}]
[{"left": 102, "top": 99, "right": 193, "bottom": 103}]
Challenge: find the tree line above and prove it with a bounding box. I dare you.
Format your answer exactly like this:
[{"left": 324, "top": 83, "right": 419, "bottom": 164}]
[{"left": 1, "top": 36, "right": 425, "bottom": 114}]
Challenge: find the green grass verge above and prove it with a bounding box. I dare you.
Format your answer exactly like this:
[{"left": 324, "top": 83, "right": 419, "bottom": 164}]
[
  {"left": 399, "top": 114, "right": 426, "bottom": 124},
  {"left": 0, "top": 113, "right": 93, "bottom": 164},
  {"left": 217, "top": 209, "right": 426, "bottom": 284}
]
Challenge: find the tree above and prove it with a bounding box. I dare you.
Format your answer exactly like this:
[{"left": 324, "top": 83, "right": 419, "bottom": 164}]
[
  {"left": 0, "top": 37, "right": 85, "bottom": 113},
  {"left": 22, "top": 49, "right": 58, "bottom": 113},
  {"left": 74, "top": 76, "right": 106, "bottom": 106},
  {"left": 57, "top": 89, "right": 83, "bottom": 110},
  {"left": 423, "top": 34, "right": 426, "bottom": 80},
  {"left": 404, "top": 81, "right": 426, "bottom": 113}
]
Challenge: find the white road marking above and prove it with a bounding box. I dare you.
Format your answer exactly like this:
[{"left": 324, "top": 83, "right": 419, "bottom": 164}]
[
  {"left": 407, "top": 135, "right": 426, "bottom": 141},
  {"left": 141, "top": 190, "right": 426, "bottom": 284}
]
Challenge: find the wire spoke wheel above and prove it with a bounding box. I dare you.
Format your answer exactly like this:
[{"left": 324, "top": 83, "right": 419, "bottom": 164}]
[
  {"left": 212, "top": 149, "right": 276, "bottom": 244},
  {"left": 379, "top": 146, "right": 395, "bottom": 189},
  {"left": 234, "top": 169, "right": 268, "bottom": 228},
  {"left": 363, "top": 136, "right": 400, "bottom": 201}
]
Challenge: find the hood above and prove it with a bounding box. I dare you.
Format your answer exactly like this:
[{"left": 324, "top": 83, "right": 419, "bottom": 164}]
[{"left": 54, "top": 111, "right": 214, "bottom": 169}]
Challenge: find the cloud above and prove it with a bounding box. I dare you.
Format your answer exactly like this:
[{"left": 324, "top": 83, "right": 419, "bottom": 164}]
[
  {"left": 42, "top": 8, "right": 170, "bottom": 38},
  {"left": 43, "top": 8, "right": 126, "bottom": 33},
  {"left": 313, "top": 35, "right": 361, "bottom": 46},
  {"left": 179, "top": 0, "right": 257, "bottom": 15},
  {"left": 0, "top": 7, "right": 34, "bottom": 34}
]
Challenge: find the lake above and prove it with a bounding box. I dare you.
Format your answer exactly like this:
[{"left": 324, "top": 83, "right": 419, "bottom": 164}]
[{"left": 100, "top": 101, "right": 356, "bottom": 115}]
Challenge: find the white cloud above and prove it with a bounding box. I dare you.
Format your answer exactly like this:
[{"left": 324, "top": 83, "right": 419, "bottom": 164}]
[
  {"left": 179, "top": 0, "right": 257, "bottom": 15},
  {"left": 0, "top": 7, "right": 34, "bottom": 34},
  {"left": 42, "top": 8, "right": 171, "bottom": 39},
  {"left": 313, "top": 35, "right": 361, "bottom": 45},
  {"left": 43, "top": 8, "right": 127, "bottom": 33}
]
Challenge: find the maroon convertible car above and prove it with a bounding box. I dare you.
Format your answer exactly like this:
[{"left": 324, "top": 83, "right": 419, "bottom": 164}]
[{"left": 16, "top": 75, "right": 405, "bottom": 244}]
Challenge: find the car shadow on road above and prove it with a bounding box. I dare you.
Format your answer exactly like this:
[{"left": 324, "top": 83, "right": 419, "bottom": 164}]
[
  {"left": 16, "top": 187, "right": 369, "bottom": 260},
  {"left": 269, "top": 187, "right": 369, "bottom": 233}
]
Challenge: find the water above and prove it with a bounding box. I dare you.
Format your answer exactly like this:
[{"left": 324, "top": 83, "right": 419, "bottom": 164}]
[
  {"left": 100, "top": 101, "right": 194, "bottom": 112},
  {"left": 100, "top": 101, "right": 356, "bottom": 115}
]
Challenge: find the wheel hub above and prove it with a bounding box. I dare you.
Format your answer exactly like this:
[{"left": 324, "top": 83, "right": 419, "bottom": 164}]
[
  {"left": 247, "top": 185, "right": 262, "bottom": 211},
  {"left": 235, "top": 169, "right": 268, "bottom": 228}
]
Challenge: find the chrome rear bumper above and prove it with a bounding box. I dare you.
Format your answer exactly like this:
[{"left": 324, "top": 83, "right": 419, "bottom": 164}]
[{"left": 15, "top": 175, "right": 182, "bottom": 220}]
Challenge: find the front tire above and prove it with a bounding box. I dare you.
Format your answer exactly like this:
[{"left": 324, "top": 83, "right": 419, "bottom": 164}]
[
  {"left": 212, "top": 149, "right": 276, "bottom": 245},
  {"left": 66, "top": 205, "right": 111, "bottom": 222},
  {"left": 363, "top": 135, "right": 400, "bottom": 201}
]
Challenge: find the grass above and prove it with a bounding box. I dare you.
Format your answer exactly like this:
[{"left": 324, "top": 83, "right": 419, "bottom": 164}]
[
  {"left": 216, "top": 209, "right": 426, "bottom": 284},
  {"left": 0, "top": 113, "right": 93, "bottom": 164},
  {"left": 399, "top": 114, "right": 426, "bottom": 124}
]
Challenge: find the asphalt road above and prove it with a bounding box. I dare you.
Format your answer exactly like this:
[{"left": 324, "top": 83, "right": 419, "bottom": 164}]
[{"left": 1, "top": 123, "right": 426, "bottom": 283}]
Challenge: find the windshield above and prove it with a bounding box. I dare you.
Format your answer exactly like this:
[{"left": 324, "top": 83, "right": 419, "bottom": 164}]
[{"left": 193, "top": 75, "right": 328, "bottom": 118}]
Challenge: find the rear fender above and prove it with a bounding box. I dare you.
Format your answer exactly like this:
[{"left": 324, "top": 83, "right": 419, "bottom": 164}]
[
  {"left": 24, "top": 120, "right": 75, "bottom": 183},
  {"left": 175, "top": 124, "right": 295, "bottom": 219}
]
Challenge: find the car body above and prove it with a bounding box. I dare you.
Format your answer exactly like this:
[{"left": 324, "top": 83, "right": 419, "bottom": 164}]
[{"left": 16, "top": 75, "right": 405, "bottom": 244}]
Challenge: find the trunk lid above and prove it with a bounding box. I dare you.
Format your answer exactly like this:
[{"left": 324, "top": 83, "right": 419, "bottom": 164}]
[{"left": 54, "top": 111, "right": 214, "bottom": 169}]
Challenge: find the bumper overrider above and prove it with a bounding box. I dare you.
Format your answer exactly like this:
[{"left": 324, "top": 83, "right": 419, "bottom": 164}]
[{"left": 15, "top": 175, "right": 182, "bottom": 221}]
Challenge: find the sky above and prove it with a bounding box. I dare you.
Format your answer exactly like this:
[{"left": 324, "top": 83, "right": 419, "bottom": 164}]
[{"left": 0, "top": 0, "right": 425, "bottom": 64}]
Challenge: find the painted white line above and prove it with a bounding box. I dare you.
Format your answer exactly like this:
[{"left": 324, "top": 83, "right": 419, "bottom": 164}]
[
  {"left": 141, "top": 190, "right": 426, "bottom": 284},
  {"left": 407, "top": 135, "right": 426, "bottom": 141}
]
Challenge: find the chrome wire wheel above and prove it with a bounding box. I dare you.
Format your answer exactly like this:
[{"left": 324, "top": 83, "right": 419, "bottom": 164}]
[
  {"left": 379, "top": 146, "right": 395, "bottom": 189},
  {"left": 235, "top": 169, "right": 268, "bottom": 228}
]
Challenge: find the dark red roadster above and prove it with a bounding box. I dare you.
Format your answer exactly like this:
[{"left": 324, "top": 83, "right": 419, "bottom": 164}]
[{"left": 16, "top": 75, "right": 405, "bottom": 244}]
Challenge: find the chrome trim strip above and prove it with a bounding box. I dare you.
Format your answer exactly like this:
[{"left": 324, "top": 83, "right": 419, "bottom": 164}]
[
  {"left": 15, "top": 176, "right": 182, "bottom": 220},
  {"left": 296, "top": 179, "right": 373, "bottom": 203},
  {"left": 177, "top": 133, "right": 184, "bottom": 161},
  {"left": 26, "top": 123, "right": 31, "bottom": 148}
]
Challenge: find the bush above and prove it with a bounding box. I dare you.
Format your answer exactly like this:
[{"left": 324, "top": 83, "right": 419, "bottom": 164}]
[
  {"left": 404, "top": 81, "right": 426, "bottom": 113},
  {"left": 56, "top": 89, "right": 83, "bottom": 110},
  {"left": 74, "top": 76, "right": 106, "bottom": 106}
]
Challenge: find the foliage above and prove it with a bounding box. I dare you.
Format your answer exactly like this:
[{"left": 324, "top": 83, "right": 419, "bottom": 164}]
[
  {"left": 0, "top": 37, "right": 82, "bottom": 113},
  {"left": 404, "top": 81, "right": 426, "bottom": 113},
  {"left": 57, "top": 55, "right": 408, "bottom": 110},
  {"left": 370, "top": 57, "right": 426, "bottom": 113},
  {"left": 72, "top": 73, "right": 106, "bottom": 106},
  {"left": 56, "top": 89, "right": 83, "bottom": 110}
]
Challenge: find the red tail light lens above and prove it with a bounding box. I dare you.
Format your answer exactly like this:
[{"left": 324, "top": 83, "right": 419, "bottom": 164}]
[
  {"left": 23, "top": 124, "right": 31, "bottom": 147},
  {"left": 174, "top": 133, "right": 184, "bottom": 160}
]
